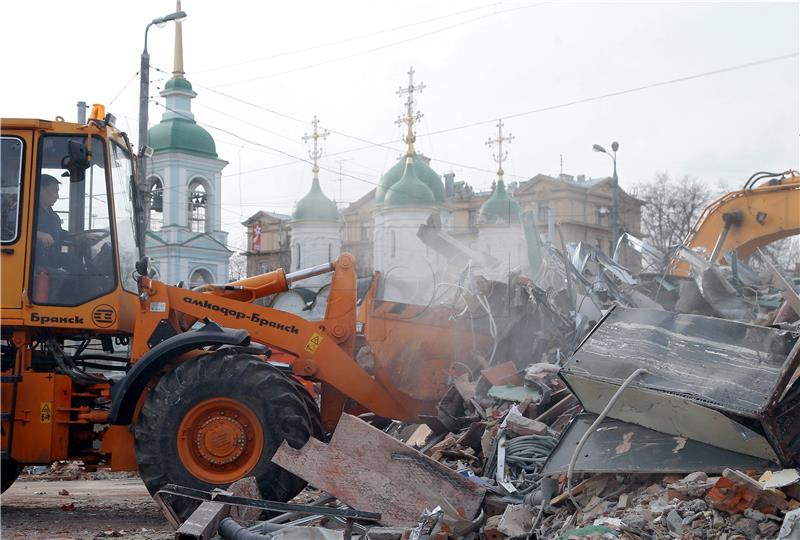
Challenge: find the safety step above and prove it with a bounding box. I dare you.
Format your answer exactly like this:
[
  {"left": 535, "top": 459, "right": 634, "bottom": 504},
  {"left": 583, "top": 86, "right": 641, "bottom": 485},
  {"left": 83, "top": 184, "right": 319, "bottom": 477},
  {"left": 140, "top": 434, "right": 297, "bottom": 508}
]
[{"left": 0, "top": 376, "right": 21, "bottom": 383}]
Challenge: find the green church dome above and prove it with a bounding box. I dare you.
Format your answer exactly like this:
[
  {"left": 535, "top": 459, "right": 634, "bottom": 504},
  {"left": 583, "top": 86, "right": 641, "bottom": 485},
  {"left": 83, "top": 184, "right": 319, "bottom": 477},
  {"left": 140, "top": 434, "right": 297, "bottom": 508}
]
[
  {"left": 383, "top": 158, "right": 436, "bottom": 209},
  {"left": 293, "top": 178, "right": 339, "bottom": 222},
  {"left": 480, "top": 180, "right": 521, "bottom": 224},
  {"left": 376, "top": 153, "right": 444, "bottom": 204},
  {"left": 149, "top": 117, "right": 217, "bottom": 158},
  {"left": 164, "top": 77, "right": 194, "bottom": 93}
]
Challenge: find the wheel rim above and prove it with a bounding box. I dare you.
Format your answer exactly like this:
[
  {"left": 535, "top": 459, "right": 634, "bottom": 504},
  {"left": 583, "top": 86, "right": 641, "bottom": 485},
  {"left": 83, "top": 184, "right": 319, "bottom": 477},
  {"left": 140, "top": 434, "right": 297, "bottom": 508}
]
[{"left": 177, "top": 397, "right": 264, "bottom": 484}]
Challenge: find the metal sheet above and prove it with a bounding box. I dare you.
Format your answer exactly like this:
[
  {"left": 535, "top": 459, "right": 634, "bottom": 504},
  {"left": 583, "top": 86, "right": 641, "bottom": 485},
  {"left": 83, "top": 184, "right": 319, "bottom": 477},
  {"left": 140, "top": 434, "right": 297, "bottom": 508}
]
[
  {"left": 564, "top": 374, "right": 780, "bottom": 461},
  {"left": 271, "top": 413, "right": 485, "bottom": 527},
  {"left": 543, "top": 414, "right": 777, "bottom": 475},
  {"left": 564, "top": 307, "right": 795, "bottom": 415}
]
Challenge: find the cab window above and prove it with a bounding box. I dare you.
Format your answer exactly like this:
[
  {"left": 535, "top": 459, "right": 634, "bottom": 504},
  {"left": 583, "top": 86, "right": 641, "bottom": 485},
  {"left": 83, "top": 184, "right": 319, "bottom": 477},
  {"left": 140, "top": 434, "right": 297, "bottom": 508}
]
[
  {"left": 110, "top": 142, "right": 138, "bottom": 293},
  {"left": 30, "top": 136, "right": 116, "bottom": 306},
  {"left": 1, "top": 137, "right": 24, "bottom": 243}
]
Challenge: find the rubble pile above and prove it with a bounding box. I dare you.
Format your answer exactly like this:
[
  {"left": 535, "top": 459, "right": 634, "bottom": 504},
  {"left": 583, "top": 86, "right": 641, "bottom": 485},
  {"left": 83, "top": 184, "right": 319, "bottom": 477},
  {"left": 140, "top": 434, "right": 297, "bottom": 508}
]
[
  {"left": 158, "top": 221, "right": 799, "bottom": 539},
  {"left": 373, "top": 355, "right": 800, "bottom": 539}
]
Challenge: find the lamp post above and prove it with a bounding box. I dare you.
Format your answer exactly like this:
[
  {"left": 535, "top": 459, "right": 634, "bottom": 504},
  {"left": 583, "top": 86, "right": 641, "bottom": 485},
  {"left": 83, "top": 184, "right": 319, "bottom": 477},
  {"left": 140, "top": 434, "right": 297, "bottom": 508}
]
[
  {"left": 137, "top": 9, "right": 186, "bottom": 251},
  {"left": 592, "top": 141, "right": 620, "bottom": 249}
]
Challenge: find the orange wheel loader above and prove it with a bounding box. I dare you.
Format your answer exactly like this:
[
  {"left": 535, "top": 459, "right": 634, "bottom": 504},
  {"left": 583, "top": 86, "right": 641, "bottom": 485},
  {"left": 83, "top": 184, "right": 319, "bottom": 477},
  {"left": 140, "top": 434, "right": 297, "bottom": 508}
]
[{"left": 0, "top": 111, "right": 487, "bottom": 513}]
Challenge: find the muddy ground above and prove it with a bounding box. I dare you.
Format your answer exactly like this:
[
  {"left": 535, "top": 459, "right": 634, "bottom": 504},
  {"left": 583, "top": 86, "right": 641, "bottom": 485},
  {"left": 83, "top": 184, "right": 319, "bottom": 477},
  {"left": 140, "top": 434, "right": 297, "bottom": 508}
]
[{"left": 1, "top": 475, "right": 172, "bottom": 540}]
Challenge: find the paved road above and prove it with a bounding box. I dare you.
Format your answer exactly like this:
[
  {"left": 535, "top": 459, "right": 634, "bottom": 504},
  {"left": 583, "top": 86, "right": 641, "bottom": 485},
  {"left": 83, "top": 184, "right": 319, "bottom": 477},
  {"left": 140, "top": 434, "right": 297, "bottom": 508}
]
[{"left": 1, "top": 477, "right": 172, "bottom": 539}]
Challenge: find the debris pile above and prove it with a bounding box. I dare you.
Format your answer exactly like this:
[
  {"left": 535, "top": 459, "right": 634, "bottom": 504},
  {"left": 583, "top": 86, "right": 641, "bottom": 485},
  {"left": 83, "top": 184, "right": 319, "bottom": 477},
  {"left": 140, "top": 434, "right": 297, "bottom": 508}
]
[
  {"left": 157, "top": 210, "right": 799, "bottom": 538},
  {"left": 532, "top": 469, "right": 800, "bottom": 539}
]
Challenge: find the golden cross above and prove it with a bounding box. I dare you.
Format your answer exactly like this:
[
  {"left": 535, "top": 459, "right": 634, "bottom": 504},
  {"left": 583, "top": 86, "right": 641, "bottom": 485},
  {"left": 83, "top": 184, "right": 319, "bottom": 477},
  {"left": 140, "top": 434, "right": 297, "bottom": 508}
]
[
  {"left": 486, "top": 119, "right": 514, "bottom": 180},
  {"left": 395, "top": 66, "right": 426, "bottom": 156},
  {"left": 301, "top": 115, "right": 329, "bottom": 177}
]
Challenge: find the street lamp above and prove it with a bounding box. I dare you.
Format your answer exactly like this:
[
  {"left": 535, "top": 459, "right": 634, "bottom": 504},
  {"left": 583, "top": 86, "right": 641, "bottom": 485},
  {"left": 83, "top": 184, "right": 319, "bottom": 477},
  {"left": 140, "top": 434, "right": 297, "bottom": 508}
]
[
  {"left": 592, "top": 141, "right": 620, "bottom": 249},
  {"left": 138, "top": 9, "right": 186, "bottom": 252}
]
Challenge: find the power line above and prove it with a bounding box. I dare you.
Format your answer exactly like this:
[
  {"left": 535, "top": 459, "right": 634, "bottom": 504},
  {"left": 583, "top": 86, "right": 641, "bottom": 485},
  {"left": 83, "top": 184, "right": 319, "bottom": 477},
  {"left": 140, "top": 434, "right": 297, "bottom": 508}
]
[
  {"left": 164, "top": 50, "right": 798, "bottom": 182},
  {"left": 191, "top": 3, "right": 502, "bottom": 76},
  {"left": 152, "top": 100, "right": 381, "bottom": 190},
  {"left": 153, "top": 65, "right": 309, "bottom": 127},
  {"left": 323, "top": 51, "right": 800, "bottom": 159},
  {"left": 153, "top": 100, "right": 493, "bottom": 207},
  {"left": 207, "top": 3, "right": 547, "bottom": 89},
  {"left": 421, "top": 51, "right": 800, "bottom": 137},
  {"left": 108, "top": 71, "right": 140, "bottom": 106},
  {"left": 156, "top": 67, "right": 526, "bottom": 180}
]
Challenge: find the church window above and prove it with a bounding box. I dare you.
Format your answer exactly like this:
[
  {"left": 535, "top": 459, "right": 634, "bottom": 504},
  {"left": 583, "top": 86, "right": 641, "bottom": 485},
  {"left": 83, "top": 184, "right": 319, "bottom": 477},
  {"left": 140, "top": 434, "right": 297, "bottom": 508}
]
[
  {"left": 189, "top": 268, "right": 213, "bottom": 288},
  {"left": 148, "top": 177, "right": 164, "bottom": 232},
  {"left": 188, "top": 179, "right": 208, "bottom": 233},
  {"left": 295, "top": 243, "right": 301, "bottom": 270}
]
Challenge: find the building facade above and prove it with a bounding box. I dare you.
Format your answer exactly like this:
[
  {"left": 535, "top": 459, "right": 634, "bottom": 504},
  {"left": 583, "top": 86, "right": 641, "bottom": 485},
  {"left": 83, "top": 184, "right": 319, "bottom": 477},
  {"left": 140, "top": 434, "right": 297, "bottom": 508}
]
[
  {"left": 245, "top": 170, "right": 643, "bottom": 278},
  {"left": 241, "top": 211, "right": 291, "bottom": 277}
]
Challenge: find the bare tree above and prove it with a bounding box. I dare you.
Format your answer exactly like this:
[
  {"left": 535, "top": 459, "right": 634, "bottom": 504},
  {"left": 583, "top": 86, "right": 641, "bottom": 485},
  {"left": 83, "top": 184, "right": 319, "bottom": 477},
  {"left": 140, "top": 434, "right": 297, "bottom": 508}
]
[
  {"left": 632, "top": 173, "right": 713, "bottom": 269},
  {"left": 228, "top": 251, "right": 247, "bottom": 281},
  {"left": 753, "top": 237, "right": 800, "bottom": 275}
]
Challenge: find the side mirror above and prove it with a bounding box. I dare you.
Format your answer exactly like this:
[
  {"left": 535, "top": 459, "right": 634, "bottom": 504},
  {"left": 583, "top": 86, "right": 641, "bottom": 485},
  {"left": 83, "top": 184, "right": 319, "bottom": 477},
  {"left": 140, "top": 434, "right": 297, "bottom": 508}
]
[
  {"left": 135, "top": 256, "right": 151, "bottom": 278},
  {"left": 61, "top": 140, "right": 90, "bottom": 183}
]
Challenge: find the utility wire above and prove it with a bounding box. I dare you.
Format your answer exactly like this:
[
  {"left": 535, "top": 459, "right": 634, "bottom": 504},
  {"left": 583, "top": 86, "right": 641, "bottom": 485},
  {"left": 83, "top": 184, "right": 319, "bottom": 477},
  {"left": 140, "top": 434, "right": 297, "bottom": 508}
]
[
  {"left": 152, "top": 100, "right": 383, "bottom": 191},
  {"left": 324, "top": 50, "right": 800, "bottom": 155},
  {"left": 157, "top": 51, "right": 797, "bottom": 180},
  {"left": 422, "top": 51, "right": 800, "bottom": 137},
  {"left": 108, "top": 71, "right": 140, "bottom": 106},
  {"left": 191, "top": 2, "right": 502, "bottom": 75},
  {"left": 153, "top": 66, "right": 522, "bottom": 180},
  {"left": 207, "top": 3, "right": 547, "bottom": 89}
]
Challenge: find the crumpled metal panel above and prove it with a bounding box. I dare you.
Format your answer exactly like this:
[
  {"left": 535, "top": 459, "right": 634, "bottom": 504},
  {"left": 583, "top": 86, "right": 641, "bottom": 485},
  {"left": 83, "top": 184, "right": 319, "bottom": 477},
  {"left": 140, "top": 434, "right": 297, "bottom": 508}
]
[
  {"left": 564, "top": 307, "right": 795, "bottom": 415},
  {"left": 561, "top": 306, "right": 800, "bottom": 465}
]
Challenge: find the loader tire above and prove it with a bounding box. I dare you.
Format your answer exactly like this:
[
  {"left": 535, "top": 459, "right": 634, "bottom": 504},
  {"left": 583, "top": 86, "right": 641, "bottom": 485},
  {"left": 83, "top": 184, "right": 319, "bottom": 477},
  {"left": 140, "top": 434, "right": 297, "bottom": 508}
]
[
  {"left": 134, "top": 350, "right": 322, "bottom": 518},
  {"left": 1, "top": 459, "right": 20, "bottom": 493}
]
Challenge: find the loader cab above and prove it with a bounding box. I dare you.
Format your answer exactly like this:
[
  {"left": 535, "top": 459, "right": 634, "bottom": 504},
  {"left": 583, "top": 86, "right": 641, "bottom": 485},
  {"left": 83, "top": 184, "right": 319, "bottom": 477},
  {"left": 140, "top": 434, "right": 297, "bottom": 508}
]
[{"left": 1, "top": 118, "right": 141, "bottom": 334}]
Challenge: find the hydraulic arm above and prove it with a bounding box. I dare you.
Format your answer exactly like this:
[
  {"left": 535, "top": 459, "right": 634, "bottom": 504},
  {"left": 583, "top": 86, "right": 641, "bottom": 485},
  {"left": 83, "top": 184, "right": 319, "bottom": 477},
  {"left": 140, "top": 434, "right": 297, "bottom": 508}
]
[{"left": 672, "top": 171, "right": 800, "bottom": 276}]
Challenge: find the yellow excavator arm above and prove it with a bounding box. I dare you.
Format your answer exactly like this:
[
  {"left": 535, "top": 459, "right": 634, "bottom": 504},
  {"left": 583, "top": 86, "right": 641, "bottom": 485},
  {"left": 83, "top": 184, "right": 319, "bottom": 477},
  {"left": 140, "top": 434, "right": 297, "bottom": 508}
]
[{"left": 671, "top": 171, "right": 800, "bottom": 276}]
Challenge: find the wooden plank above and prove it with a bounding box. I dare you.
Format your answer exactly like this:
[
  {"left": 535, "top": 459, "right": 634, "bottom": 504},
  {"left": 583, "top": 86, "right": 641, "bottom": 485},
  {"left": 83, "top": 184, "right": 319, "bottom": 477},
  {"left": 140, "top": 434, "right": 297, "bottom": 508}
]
[
  {"left": 535, "top": 394, "right": 578, "bottom": 426},
  {"left": 271, "top": 413, "right": 485, "bottom": 527}
]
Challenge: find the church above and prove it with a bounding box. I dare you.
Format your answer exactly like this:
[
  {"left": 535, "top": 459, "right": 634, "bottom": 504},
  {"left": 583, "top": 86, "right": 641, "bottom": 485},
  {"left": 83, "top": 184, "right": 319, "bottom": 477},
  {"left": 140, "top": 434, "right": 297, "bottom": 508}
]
[
  {"left": 144, "top": 8, "right": 231, "bottom": 287},
  {"left": 243, "top": 68, "right": 644, "bottom": 306}
]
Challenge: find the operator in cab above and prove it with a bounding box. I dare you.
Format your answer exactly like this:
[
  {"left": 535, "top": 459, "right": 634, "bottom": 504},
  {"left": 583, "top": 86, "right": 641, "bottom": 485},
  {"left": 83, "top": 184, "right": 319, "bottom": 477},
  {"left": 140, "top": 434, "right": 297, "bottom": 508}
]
[
  {"left": 33, "top": 174, "right": 87, "bottom": 304},
  {"left": 35, "top": 174, "right": 80, "bottom": 273},
  {"left": 37, "top": 176, "right": 65, "bottom": 256}
]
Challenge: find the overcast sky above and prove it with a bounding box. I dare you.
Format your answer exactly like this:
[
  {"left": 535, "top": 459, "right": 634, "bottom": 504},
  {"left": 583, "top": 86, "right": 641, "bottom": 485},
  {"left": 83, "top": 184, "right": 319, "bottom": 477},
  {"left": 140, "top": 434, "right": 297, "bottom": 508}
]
[{"left": 2, "top": 1, "right": 798, "bottom": 250}]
